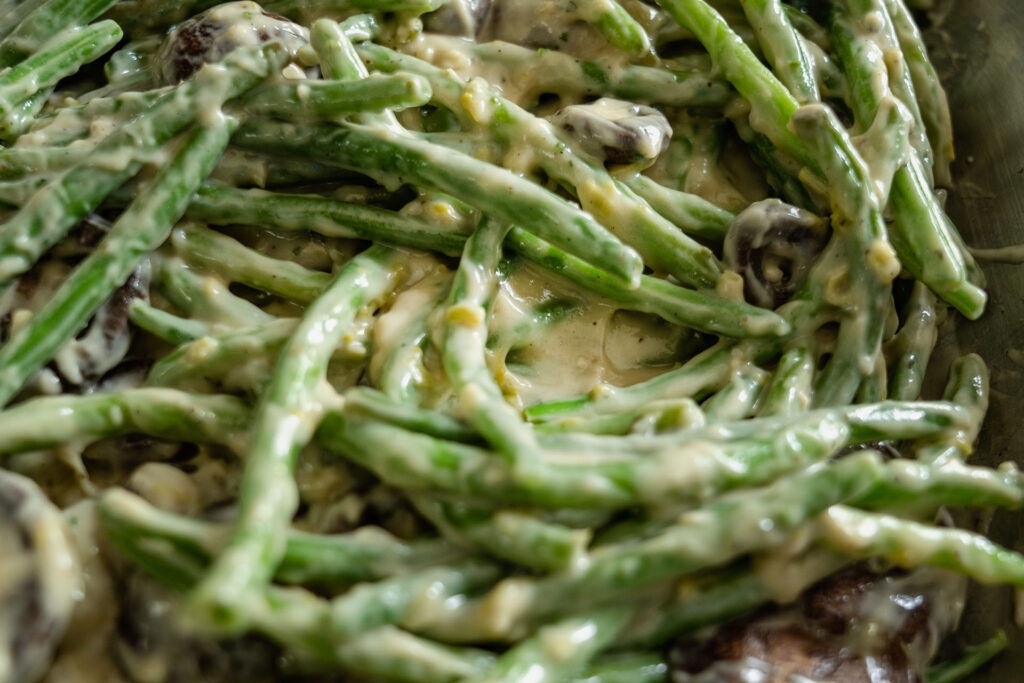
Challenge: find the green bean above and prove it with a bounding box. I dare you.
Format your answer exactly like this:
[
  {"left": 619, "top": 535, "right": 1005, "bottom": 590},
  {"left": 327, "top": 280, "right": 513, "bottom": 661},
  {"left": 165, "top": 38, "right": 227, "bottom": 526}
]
[
  {"left": 0, "top": 145, "right": 91, "bottom": 181},
  {"left": 829, "top": 2, "right": 986, "bottom": 319},
  {"left": 616, "top": 549, "right": 849, "bottom": 648},
  {"left": 757, "top": 346, "right": 814, "bottom": 416},
  {"left": 0, "top": 22, "right": 123, "bottom": 137},
  {"left": 129, "top": 299, "right": 209, "bottom": 345},
  {"left": 739, "top": 0, "right": 820, "bottom": 103},
  {"left": 98, "top": 487, "right": 469, "bottom": 584},
  {"left": 541, "top": 399, "right": 972, "bottom": 455},
  {"left": 525, "top": 342, "right": 735, "bottom": 423},
  {"left": 343, "top": 386, "right": 477, "bottom": 443},
  {"left": 311, "top": 17, "right": 367, "bottom": 82},
  {"left": 442, "top": 217, "right": 543, "bottom": 467},
  {"left": 510, "top": 229, "right": 789, "bottom": 338},
  {"left": 926, "top": 631, "right": 1008, "bottom": 683},
  {"left": 234, "top": 119, "right": 645, "bottom": 288},
  {"left": 317, "top": 402, "right": 950, "bottom": 510},
  {"left": 843, "top": 0, "right": 934, "bottom": 177},
  {"left": 582, "top": 1, "right": 652, "bottom": 58},
  {"left": 622, "top": 173, "right": 736, "bottom": 243},
  {"left": 819, "top": 505, "right": 1024, "bottom": 587},
  {"left": 700, "top": 363, "right": 768, "bottom": 421},
  {"left": 146, "top": 318, "right": 298, "bottom": 390},
  {"left": 0, "top": 174, "right": 45, "bottom": 205},
  {"left": 653, "top": 0, "right": 817, "bottom": 171},
  {"left": 0, "top": 0, "right": 118, "bottom": 68},
  {"left": 171, "top": 223, "right": 333, "bottom": 305},
  {"left": 413, "top": 497, "right": 590, "bottom": 573},
  {"left": 101, "top": 521, "right": 496, "bottom": 682},
  {"left": 0, "top": 117, "right": 237, "bottom": 406},
  {"left": 416, "top": 453, "right": 886, "bottom": 640},
  {"left": 369, "top": 270, "right": 451, "bottom": 404},
  {"left": 22, "top": 87, "right": 167, "bottom": 147},
  {"left": 883, "top": 0, "right": 954, "bottom": 187},
  {"left": 184, "top": 184, "right": 772, "bottom": 337},
  {"left": 239, "top": 74, "right": 433, "bottom": 120},
  {"left": 267, "top": 0, "right": 448, "bottom": 22},
  {"left": 572, "top": 654, "right": 669, "bottom": 683},
  {"left": 153, "top": 256, "right": 274, "bottom": 329},
  {"left": 105, "top": 0, "right": 441, "bottom": 36},
  {"left": 789, "top": 104, "right": 894, "bottom": 408},
  {"left": 0, "top": 42, "right": 288, "bottom": 286},
  {"left": 468, "top": 609, "right": 630, "bottom": 683},
  {"left": 851, "top": 458, "right": 1024, "bottom": 513},
  {"left": 0, "top": 0, "right": 48, "bottom": 43},
  {"left": 0, "top": 389, "right": 250, "bottom": 457},
  {"left": 407, "top": 35, "right": 733, "bottom": 109},
  {"left": 186, "top": 183, "right": 469, "bottom": 257},
  {"left": 188, "top": 245, "right": 404, "bottom": 631},
  {"left": 886, "top": 282, "right": 937, "bottom": 401}
]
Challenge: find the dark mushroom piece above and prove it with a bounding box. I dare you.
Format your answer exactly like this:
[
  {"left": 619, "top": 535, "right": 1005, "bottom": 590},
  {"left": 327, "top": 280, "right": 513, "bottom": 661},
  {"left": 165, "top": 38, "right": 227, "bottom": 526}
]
[
  {"left": 472, "top": 0, "right": 606, "bottom": 55},
  {"left": 154, "top": 0, "right": 309, "bottom": 86},
  {"left": 551, "top": 98, "right": 673, "bottom": 169},
  {"left": 723, "top": 199, "right": 829, "bottom": 310},
  {"left": 423, "top": 0, "right": 494, "bottom": 37},
  {"left": 52, "top": 259, "right": 152, "bottom": 390},
  {"left": 669, "top": 565, "right": 966, "bottom": 683},
  {"left": 113, "top": 572, "right": 282, "bottom": 683},
  {"left": 0, "top": 471, "right": 79, "bottom": 683}
]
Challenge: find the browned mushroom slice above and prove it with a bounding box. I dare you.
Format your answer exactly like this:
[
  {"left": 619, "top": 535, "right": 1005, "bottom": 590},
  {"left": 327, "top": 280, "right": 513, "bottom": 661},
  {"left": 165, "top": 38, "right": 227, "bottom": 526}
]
[
  {"left": 154, "top": 1, "right": 308, "bottom": 85},
  {"left": 52, "top": 259, "right": 151, "bottom": 389},
  {"left": 113, "top": 572, "right": 283, "bottom": 683},
  {"left": 723, "top": 199, "right": 828, "bottom": 309},
  {"left": 551, "top": 98, "right": 673, "bottom": 169},
  {"left": 0, "top": 470, "right": 79, "bottom": 683},
  {"left": 669, "top": 566, "right": 967, "bottom": 683},
  {"left": 424, "top": 0, "right": 493, "bottom": 37}
]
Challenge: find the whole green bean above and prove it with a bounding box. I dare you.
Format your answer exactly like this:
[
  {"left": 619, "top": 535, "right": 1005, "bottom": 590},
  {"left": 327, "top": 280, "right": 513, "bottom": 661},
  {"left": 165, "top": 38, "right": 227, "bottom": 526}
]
[
  {"left": 153, "top": 255, "right": 274, "bottom": 329},
  {"left": 188, "top": 244, "right": 405, "bottom": 631},
  {"left": 187, "top": 183, "right": 469, "bottom": 257},
  {"left": 0, "top": 389, "right": 250, "bottom": 457},
  {"left": 442, "top": 217, "right": 542, "bottom": 467},
  {"left": 820, "top": 506, "right": 1024, "bottom": 587},
  {"left": 239, "top": 74, "right": 432, "bottom": 120},
  {"left": 171, "top": 223, "right": 333, "bottom": 305},
  {"left": 129, "top": 299, "right": 209, "bottom": 345}
]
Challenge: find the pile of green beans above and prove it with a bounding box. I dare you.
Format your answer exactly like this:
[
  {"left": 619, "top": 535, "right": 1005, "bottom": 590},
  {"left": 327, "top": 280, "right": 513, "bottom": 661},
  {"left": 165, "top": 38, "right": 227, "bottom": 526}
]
[{"left": 0, "top": 0, "right": 1014, "bottom": 681}]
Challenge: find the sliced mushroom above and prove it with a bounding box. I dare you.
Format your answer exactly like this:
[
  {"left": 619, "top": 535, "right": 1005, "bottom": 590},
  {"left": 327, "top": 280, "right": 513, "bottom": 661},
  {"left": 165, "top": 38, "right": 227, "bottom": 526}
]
[
  {"left": 113, "top": 573, "right": 281, "bottom": 683},
  {"left": 423, "top": 0, "right": 494, "bottom": 37},
  {"left": 0, "top": 470, "right": 79, "bottom": 683},
  {"left": 551, "top": 98, "right": 672, "bottom": 169},
  {"left": 471, "top": 0, "right": 607, "bottom": 56},
  {"left": 669, "top": 565, "right": 966, "bottom": 683},
  {"left": 723, "top": 199, "right": 828, "bottom": 309},
  {"left": 53, "top": 259, "right": 152, "bottom": 389},
  {"left": 154, "top": 1, "right": 308, "bottom": 85}
]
